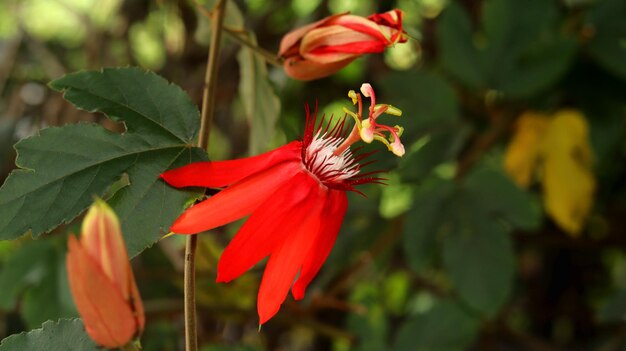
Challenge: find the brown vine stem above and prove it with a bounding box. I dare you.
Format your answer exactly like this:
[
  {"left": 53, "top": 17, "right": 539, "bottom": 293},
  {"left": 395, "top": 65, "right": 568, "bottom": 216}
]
[{"left": 185, "top": 0, "right": 226, "bottom": 350}]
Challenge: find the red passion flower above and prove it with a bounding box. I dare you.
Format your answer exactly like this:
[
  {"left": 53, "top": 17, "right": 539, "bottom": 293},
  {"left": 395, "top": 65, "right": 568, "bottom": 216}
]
[{"left": 161, "top": 84, "right": 405, "bottom": 324}]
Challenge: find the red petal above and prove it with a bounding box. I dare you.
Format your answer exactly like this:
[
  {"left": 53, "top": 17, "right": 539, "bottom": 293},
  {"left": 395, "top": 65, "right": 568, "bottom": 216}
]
[
  {"left": 292, "top": 190, "right": 348, "bottom": 300},
  {"left": 330, "top": 15, "right": 389, "bottom": 43},
  {"left": 309, "top": 41, "right": 387, "bottom": 56},
  {"left": 161, "top": 141, "right": 301, "bottom": 189},
  {"left": 368, "top": 9, "right": 404, "bottom": 35},
  {"left": 257, "top": 187, "right": 327, "bottom": 325},
  {"left": 300, "top": 25, "right": 377, "bottom": 64},
  {"left": 216, "top": 171, "right": 318, "bottom": 283},
  {"left": 170, "top": 161, "right": 300, "bottom": 234},
  {"left": 66, "top": 236, "right": 137, "bottom": 348},
  {"left": 278, "top": 13, "right": 348, "bottom": 57}
]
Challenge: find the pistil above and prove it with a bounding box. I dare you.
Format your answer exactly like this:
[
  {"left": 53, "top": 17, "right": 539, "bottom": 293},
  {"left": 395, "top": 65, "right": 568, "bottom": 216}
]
[{"left": 331, "top": 84, "right": 406, "bottom": 157}]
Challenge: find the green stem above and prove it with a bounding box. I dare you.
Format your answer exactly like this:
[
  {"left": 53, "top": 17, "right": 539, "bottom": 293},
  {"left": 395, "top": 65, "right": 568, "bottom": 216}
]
[{"left": 184, "top": 0, "right": 227, "bottom": 350}]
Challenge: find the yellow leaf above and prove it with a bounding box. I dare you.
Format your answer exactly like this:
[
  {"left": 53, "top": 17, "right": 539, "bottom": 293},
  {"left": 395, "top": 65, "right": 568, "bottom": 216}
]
[
  {"left": 504, "top": 112, "right": 549, "bottom": 187},
  {"left": 540, "top": 110, "right": 595, "bottom": 236}
]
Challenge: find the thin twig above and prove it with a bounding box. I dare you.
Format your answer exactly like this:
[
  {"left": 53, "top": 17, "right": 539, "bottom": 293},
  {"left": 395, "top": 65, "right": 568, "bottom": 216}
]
[
  {"left": 193, "top": 0, "right": 282, "bottom": 67},
  {"left": 197, "top": 0, "right": 226, "bottom": 150},
  {"left": 184, "top": 0, "right": 227, "bottom": 350},
  {"left": 184, "top": 235, "right": 199, "bottom": 351},
  {"left": 222, "top": 26, "right": 283, "bottom": 67}
]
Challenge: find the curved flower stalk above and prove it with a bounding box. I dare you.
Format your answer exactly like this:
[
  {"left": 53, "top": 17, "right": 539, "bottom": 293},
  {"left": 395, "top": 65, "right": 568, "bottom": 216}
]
[
  {"left": 279, "top": 9, "right": 408, "bottom": 80},
  {"left": 161, "top": 84, "right": 405, "bottom": 324},
  {"left": 66, "top": 200, "right": 145, "bottom": 348}
]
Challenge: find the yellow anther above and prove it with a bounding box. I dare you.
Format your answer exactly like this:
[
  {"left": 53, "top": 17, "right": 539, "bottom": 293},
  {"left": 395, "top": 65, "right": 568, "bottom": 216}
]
[
  {"left": 374, "top": 104, "right": 402, "bottom": 116},
  {"left": 373, "top": 134, "right": 392, "bottom": 150},
  {"left": 394, "top": 125, "right": 404, "bottom": 138},
  {"left": 348, "top": 90, "right": 358, "bottom": 105},
  {"left": 390, "top": 141, "right": 405, "bottom": 157},
  {"left": 386, "top": 105, "right": 403, "bottom": 116}
]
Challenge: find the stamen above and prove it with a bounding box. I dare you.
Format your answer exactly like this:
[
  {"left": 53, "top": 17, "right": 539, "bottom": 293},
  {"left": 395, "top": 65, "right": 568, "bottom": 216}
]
[{"left": 301, "top": 83, "right": 405, "bottom": 191}]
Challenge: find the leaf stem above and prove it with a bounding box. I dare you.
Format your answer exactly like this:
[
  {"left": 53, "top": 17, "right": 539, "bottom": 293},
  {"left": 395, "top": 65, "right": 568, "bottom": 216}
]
[
  {"left": 222, "top": 26, "right": 283, "bottom": 67},
  {"left": 185, "top": 0, "right": 227, "bottom": 350}
]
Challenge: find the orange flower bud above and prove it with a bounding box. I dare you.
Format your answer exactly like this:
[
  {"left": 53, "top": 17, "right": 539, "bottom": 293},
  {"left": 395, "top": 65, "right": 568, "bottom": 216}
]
[
  {"left": 66, "top": 200, "right": 145, "bottom": 348},
  {"left": 279, "top": 9, "right": 407, "bottom": 80}
]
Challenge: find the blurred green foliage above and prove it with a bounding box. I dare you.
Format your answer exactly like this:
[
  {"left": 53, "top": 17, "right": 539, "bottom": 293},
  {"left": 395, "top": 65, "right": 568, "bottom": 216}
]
[{"left": 0, "top": 0, "right": 625, "bottom": 350}]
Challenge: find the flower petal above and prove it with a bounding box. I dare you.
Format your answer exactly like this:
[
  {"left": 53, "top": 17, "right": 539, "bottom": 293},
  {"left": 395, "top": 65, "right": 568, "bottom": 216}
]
[
  {"left": 80, "top": 199, "right": 130, "bottom": 299},
  {"left": 128, "top": 266, "right": 145, "bottom": 332},
  {"left": 301, "top": 26, "right": 383, "bottom": 64},
  {"left": 161, "top": 141, "right": 302, "bottom": 189},
  {"left": 278, "top": 13, "right": 347, "bottom": 57},
  {"left": 216, "top": 171, "right": 319, "bottom": 283},
  {"left": 66, "top": 236, "right": 137, "bottom": 348},
  {"left": 283, "top": 56, "right": 355, "bottom": 81},
  {"left": 330, "top": 14, "right": 389, "bottom": 43},
  {"left": 292, "top": 189, "right": 348, "bottom": 300},
  {"left": 170, "top": 160, "right": 300, "bottom": 234},
  {"left": 257, "top": 187, "right": 327, "bottom": 325}
]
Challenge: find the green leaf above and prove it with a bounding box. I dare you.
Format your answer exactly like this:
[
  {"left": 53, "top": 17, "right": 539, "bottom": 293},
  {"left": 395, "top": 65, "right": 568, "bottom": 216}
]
[
  {"left": 0, "top": 240, "right": 52, "bottom": 310},
  {"left": 394, "top": 300, "right": 480, "bottom": 351},
  {"left": 402, "top": 177, "right": 455, "bottom": 273},
  {"left": 0, "top": 319, "right": 99, "bottom": 351},
  {"left": 585, "top": 0, "right": 626, "bottom": 81},
  {"left": 437, "top": 3, "right": 486, "bottom": 90},
  {"left": 22, "top": 247, "right": 77, "bottom": 329},
  {"left": 442, "top": 198, "right": 515, "bottom": 316},
  {"left": 437, "top": 0, "right": 576, "bottom": 98},
  {"left": 403, "top": 168, "right": 520, "bottom": 315},
  {"left": 379, "top": 70, "right": 460, "bottom": 138},
  {"left": 0, "top": 68, "right": 206, "bottom": 257},
  {"left": 599, "top": 289, "right": 626, "bottom": 322},
  {"left": 464, "top": 165, "right": 540, "bottom": 230},
  {"left": 237, "top": 35, "right": 281, "bottom": 154},
  {"left": 347, "top": 281, "right": 389, "bottom": 351},
  {"left": 399, "top": 122, "right": 470, "bottom": 182},
  {"left": 383, "top": 271, "right": 411, "bottom": 315},
  {"left": 0, "top": 237, "right": 77, "bottom": 327}
]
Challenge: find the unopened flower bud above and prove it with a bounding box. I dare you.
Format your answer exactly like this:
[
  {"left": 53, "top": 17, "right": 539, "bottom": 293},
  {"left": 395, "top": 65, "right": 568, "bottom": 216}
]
[
  {"left": 279, "top": 10, "right": 407, "bottom": 81},
  {"left": 66, "top": 200, "right": 144, "bottom": 348}
]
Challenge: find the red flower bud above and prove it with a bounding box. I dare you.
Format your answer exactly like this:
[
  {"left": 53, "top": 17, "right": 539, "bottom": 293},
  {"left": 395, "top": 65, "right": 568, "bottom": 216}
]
[
  {"left": 66, "top": 200, "right": 145, "bottom": 348},
  {"left": 279, "top": 9, "right": 407, "bottom": 80}
]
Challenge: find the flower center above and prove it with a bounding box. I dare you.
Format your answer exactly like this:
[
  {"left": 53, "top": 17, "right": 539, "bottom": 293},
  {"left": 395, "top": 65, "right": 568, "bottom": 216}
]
[
  {"left": 303, "top": 131, "right": 359, "bottom": 186},
  {"left": 299, "top": 83, "right": 406, "bottom": 192}
]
